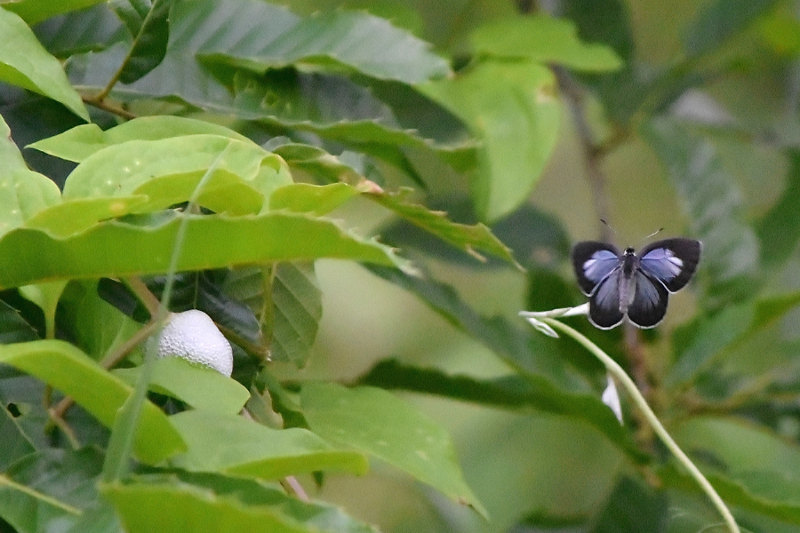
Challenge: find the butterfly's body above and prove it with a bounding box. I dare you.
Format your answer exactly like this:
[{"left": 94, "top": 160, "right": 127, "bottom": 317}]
[{"left": 572, "top": 239, "right": 701, "bottom": 329}]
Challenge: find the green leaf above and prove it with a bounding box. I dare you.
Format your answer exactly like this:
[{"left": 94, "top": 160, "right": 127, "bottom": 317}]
[
  {"left": 370, "top": 189, "right": 521, "bottom": 267},
  {"left": 271, "top": 143, "right": 365, "bottom": 185},
  {"left": 0, "top": 298, "right": 40, "bottom": 343},
  {"left": 102, "top": 473, "right": 379, "bottom": 533},
  {"left": 61, "top": 134, "right": 292, "bottom": 214},
  {"left": 0, "top": 212, "right": 410, "bottom": 290},
  {"left": 683, "top": 0, "right": 779, "bottom": 57},
  {"left": 18, "top": 280, "right": 68, "bottom": 338},
  {"left": 0, "top": 403, "right": 36, "bottom": 470},
  {"left": 2, "top": 0, "right": 107, "bottom": 26},
  {"left": 270, "top": 183, "right": 360, "bottom": 216},
  {"left": 169, "top": 410, "right": 368, "bottom": 478},
  {"left": 419, "top": 61, "right": 561, "bottom": 221},
  {"left": 667, "top": 291, "right": 800, "bottom": 387},
  {"left": 356, "top": 359, "right": 644, "bottom": 461},
  {"left": 0, "top": 9, "right": 89, "bottom": 119},
  {"left": 0, "top": 340, "right": 186, "bottom": 464},
  {"left": 110, "top": 0, "right": 171, "bottom": 84},
  {"left": 270, "top": 263, "right": 322, "bottom": 367},
  {"left": 300, "top": 382, "right": 487, "bottom": 517},
  {"left": 29, "top": 117, "right": 251, "bottom": 163},
  {"left": 113, "top": 357, "right": 250, "bottom": 415},
  {"left": 24, "top": 196, "right": 151, "bottom": 238},
  {"left": 0, "top": 115, "right": 61, "bottom": 238},
  {"left": 756, "top": 149, "right": 800, "bottom": 271},
  {"left": 182, "top": 0, "right": 449, "bottom": 83},
  {"left": 0, "top": 448, "right": 105, "bottom": 533},
  {"left": 671, "top": 415, "right": 800, "bottom": 522},
  {"left": 470, "top": 15, "right": 622, "bottom": 72},
  {"left": 562, "top": 0, "right": 635, "bottom": 63},
  {"left": 642, "top": 118, "right": 759, "bottom": 306}
]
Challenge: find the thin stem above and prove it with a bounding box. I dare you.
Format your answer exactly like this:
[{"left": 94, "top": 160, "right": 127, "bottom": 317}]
[
  {"left": 541, "top": 317, "right": 740, "bottom": 533},
  {"left": 0, "top": 474, "right": 82, "bottom": 515}
]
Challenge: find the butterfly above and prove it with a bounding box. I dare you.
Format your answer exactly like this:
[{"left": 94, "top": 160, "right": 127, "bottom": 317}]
[{"left": 571, "top": 238, "right": 701, "bottom": 329}]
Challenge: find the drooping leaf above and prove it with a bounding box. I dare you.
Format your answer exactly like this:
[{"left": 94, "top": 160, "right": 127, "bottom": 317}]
[
  {"left": 18, "top": 280, "right": 68, "bottom": 338},
  {"left": 562, "top": 0, "right": 635, "bottom": 63},
  {"left": 470, "top": 15, "right": 622, "bottom": 72},
  {"left": 667, "top": 290, "right": 800, "bottom": 387},
  {"left": 168, "top": 410, "right": 368, "bottom": 478},
  {"left": 113, "top": 357, "right": 250, "bottom": 415},
  {"left": 2, "top": 0, "right": 107, "bottom": 26},
  {"left": 0, "top": 212, "right": 411, "bottom": 290},
  {"left": 301, "top": 382, "right": 487, "bottom": 517},
  {"left": 0, "top": 9, "right": 89, "bottom": 119},
  {"left": 756, "top": 149, "right": 800, "bottom": 271},
  {"left": 419, "top": 61, "right": 561, "bottom": 221},
  {"left": 642, "top": 118, "right": 760, "bottom": 306},
  {"left": 33, "top": 4, "right": 125, "bottom": 57},
  {"left": 102, "top": 472, "right": 379, "bottom": 533},
  {"left": 683, "top": 0, "right": 779, "bottom": 57},
  {"left": 0, "top": 115, "right": 62, "bottom": 238},
  {"left": 369, "top": 189, "right": 521, "bottom": 267},
  {"left": 110, "top": 0, "right": 171, "bottom": 83},
  {"left": 0, "top": 340, "right": 185, "bottom": 464},
  {"left": 193, "top": 1, "right": 450, "bottom": 83}
]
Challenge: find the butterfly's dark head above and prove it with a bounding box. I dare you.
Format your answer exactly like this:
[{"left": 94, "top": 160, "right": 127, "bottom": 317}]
[
  {"left": 622, "top": 247, "right": 637, "bottom": 275},
  {"left": 623, "top": 247, "right": 636, "bottom": 256}
]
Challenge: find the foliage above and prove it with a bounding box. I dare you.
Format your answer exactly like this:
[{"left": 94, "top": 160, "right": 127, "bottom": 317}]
[{"left": 0, "top": 0, "right": 800, "bottom": 532}]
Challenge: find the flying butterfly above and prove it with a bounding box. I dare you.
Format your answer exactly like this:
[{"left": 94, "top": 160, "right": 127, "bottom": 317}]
[{"left": 571, "top": 238, "right": 701, "bottom": 329}]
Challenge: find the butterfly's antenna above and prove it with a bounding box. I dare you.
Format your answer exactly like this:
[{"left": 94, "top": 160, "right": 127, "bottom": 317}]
[
  {"left": 600, "top": 218, "right": 617, "bottom": 236},
  {"left": 637, "top": 227, "right": 664, "bottom": 248}
]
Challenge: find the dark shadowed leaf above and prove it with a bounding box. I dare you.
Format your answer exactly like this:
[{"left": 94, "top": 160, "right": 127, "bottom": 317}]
[
  {"left": 683, "top": 0, "right": 779, "bottom": 57},
  {"left": 109, "top": 0, "right": 172, "bottom": 84}
]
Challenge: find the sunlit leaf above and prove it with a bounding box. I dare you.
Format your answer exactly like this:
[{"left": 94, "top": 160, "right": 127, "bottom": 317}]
[
  {"left": 169, "top": 410, "right": 368, "bottom": 478},
  {"left": 29, "top": 117, "right": 251, "bottom": 163},
  {"left": 0, "top": 212, "right": 410, "bottom": 290},
  {"left": 470, "top": 15, "right": 622, "bottom": 71},
  {"left": 102, "top": 472, "right": 379, "bottom": 533},
  {"left": 0, "top": 340, "right": 185, "bottom": 464},
  {"left": 60, "top": 134, "right": 291, "bottom": 214},
  {"left": 0, "top": 115, "right": 61, "bottom": 238},
  {"left": 113, "top": 357, "right": 250, "bottom": 415},
  {"left": 420, "top": 61, "right": 560, "bottom": 221},
  {"left": 301, "top": 382, "right": 487, "bottom": 517},
  {"left": 0, "top": 9, "right": 88, "bottom": 119}
]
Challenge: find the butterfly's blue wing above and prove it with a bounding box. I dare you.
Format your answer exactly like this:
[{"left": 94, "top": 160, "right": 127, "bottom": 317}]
[
  {"left": 571, "top": 242, "right": 621, "bottom": 296},
  {"left": 638, "top": 238, "right": 701, "bottom": 292}
]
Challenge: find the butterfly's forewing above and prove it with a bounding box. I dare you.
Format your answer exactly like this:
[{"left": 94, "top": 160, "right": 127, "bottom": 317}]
[
  {"left": 588, "top": 270, "right": 626, "bottom": 329},
  {"left": 626, "top": 269, "right": 669, "bottom": 328},
  {"left": 571, "top": 242, "right": 621, "bottom": 296},
  {"left": 638, "top": 238, "right": 702, "bottom": 292}
]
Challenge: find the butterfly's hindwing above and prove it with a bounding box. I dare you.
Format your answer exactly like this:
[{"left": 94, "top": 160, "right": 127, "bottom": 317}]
[
  {"left": 588, "top": 270, "right": 625, "bottom": 329},
  {"left": 626, "top": 269, "right": 669, "bottom": 328}
]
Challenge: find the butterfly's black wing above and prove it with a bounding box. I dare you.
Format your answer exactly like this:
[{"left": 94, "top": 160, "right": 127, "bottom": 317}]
[
  {"left": 638, "top": 238, "right": 701, "bottom": 292},
  {"left": 571, "top": 241, "right": 621, "bottom": 296},
  {"left": 587, "top": 269, "right": 626, "bottom": 329},
  {"left": 626, "top": 269, "right": 670, "bottom": 328}
]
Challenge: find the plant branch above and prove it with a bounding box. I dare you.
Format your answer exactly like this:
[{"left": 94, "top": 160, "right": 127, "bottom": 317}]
[{"left": 540, "top": 317, "right": 740, "bottom": 533}]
